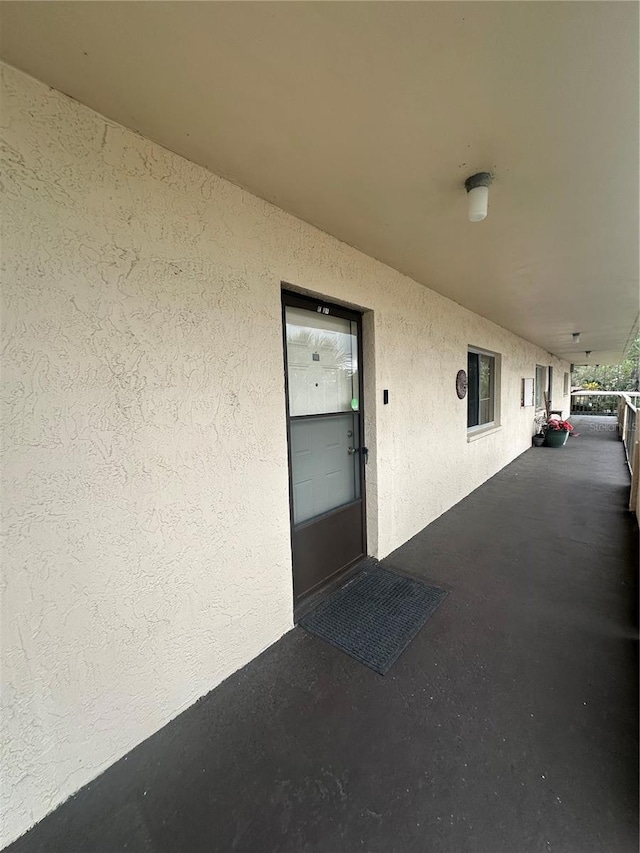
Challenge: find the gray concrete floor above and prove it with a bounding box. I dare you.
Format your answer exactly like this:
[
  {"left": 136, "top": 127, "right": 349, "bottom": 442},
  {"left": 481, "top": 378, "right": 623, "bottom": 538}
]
[{"left": 7, "top": 417, "right": 638, "bottom": 853}]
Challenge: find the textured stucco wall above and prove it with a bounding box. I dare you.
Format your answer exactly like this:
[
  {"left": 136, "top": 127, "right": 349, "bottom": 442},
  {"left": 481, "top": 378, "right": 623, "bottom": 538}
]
[{"left": 1, "top": 63, "right": 570, "bottom": 846}]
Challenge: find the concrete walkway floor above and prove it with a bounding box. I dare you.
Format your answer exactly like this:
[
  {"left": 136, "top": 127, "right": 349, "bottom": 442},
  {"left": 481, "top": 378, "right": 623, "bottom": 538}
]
[{"left": 8, "top": 417, "right": 638, "bottom": 853}]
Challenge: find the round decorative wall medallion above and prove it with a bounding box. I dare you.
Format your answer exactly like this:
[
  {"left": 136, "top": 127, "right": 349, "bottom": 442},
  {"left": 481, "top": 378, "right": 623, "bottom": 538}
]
[{"left": 456, "top": 369, "right": 468, "bottom": 399}]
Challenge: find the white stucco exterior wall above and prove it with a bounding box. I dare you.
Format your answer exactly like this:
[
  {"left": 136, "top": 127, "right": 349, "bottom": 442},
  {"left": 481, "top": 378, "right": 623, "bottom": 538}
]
[{"left": 0, "top": 64, "right": 570, "bottom": 847}]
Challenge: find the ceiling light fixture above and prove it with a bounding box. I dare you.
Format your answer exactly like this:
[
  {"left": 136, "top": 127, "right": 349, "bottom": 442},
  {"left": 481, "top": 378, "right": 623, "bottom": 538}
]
[
  {"left": 572, "top": 332, "right": 581, "bottom": 343},
  {"left": 585, "top": 351, "right": 592, "bottom": 359},
  {"left": 464, "top": 172, "right": 493, "bottom": 222}
]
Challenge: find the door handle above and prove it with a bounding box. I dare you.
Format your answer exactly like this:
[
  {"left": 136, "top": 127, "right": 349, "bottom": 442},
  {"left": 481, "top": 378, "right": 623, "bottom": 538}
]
[{"left": 348, "top": 446, "right": 369, "bottom": 463}]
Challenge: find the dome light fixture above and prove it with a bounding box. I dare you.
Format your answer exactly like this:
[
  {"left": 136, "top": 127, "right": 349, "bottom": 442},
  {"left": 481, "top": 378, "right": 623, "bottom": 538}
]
[
  {"left": 572, "top": 332, "right": 581, "bottom": 343},
  {"left": 464, "top": 172, "right": 493, "bottom": 222},
  {"left": 585, "top": 350, "right": 592, "bottom": 359}
]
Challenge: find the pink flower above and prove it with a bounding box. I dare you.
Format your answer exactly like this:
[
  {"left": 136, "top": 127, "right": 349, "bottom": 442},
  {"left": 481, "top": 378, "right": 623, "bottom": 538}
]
[{"left": 547, "top": 419, "right": 573, "bottom": 432}]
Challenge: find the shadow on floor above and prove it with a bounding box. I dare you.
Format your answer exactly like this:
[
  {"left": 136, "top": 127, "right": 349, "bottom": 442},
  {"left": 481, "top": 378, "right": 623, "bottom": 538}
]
[{"left": 7, "top": 417, "right": 639, "bottom": 853}]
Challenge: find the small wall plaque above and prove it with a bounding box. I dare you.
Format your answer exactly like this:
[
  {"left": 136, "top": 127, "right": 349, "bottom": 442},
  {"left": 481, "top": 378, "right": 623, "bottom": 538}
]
[{"left": 456, "top": 369, "right": 468, "bottom": 399}]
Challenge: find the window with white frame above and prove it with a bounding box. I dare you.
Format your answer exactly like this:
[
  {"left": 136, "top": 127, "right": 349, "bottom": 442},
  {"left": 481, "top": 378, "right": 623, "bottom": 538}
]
[
  {"left": 535, "top": 364, "right": 547, "bottom": 409},
  {"left": 467, "top": 348, "right": 499, "bottom": 429}
]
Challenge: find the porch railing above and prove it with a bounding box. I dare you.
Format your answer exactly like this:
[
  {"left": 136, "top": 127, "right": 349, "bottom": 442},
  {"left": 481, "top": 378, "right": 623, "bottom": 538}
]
[
  {"left": 570, "top": 393, "right": 621, "bottom": 416},
  {"left": 616, "top": 394, "right": 638, "bottom": 518}
]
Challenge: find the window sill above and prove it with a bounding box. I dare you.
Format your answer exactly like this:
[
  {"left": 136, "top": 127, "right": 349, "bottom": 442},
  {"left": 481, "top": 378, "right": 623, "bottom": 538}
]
[{"left": 467, "top": 424, "right": 502, "bottom": 443}]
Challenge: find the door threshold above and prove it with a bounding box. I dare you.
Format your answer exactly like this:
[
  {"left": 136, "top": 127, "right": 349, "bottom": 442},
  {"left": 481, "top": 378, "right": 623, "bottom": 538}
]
[{"left": 293, "top": 554, "right": 376, "bottom": 623}]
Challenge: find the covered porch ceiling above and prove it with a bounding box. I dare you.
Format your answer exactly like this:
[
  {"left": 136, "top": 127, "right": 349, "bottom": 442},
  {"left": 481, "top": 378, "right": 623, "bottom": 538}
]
[{"left": 1, "top": 1, "right": 637, "bottom": 364}]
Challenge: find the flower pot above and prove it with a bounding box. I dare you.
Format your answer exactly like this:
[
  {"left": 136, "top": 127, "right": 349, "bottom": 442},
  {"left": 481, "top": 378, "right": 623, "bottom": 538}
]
[
  {"left": 532, "top": 434, "right": 545, "bottom": 447},
  {"left": 544, "top": 429, "right": 570, "bottom": 448}
]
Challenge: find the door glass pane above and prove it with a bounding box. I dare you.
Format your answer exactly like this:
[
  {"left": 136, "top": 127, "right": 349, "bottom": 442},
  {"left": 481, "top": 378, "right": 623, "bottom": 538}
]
[
  {"left": 285, "top": 306, "right": 359, "bottom": 416},
  {"left": 290, "top": 413, "right": 360, "bottom": 525}
]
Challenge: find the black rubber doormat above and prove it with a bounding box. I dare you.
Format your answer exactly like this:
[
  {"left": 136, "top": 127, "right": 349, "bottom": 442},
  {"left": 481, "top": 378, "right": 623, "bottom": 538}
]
[{"left": 299, "top": 565, "right": 448, "bottom": 674}]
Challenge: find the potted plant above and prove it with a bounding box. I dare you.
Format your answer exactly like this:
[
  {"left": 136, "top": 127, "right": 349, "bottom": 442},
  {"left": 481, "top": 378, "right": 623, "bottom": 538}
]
[
  {"left": 544, "top": 417, "right": 574, "bottom": 448},
  {"left": 532, "top": 412, "right": 546, "bottom": 446}
]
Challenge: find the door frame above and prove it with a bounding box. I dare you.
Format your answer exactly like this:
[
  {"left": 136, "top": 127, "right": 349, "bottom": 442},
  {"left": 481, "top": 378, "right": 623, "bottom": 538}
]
[{"left": 281, "top": 287, "right": 368, "bottom": 615}]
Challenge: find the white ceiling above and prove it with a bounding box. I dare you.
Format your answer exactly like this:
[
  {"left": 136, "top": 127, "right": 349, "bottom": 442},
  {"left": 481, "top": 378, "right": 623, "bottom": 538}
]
[{"left": 1, "top": 1, "right": 638, "bottom": 363}]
